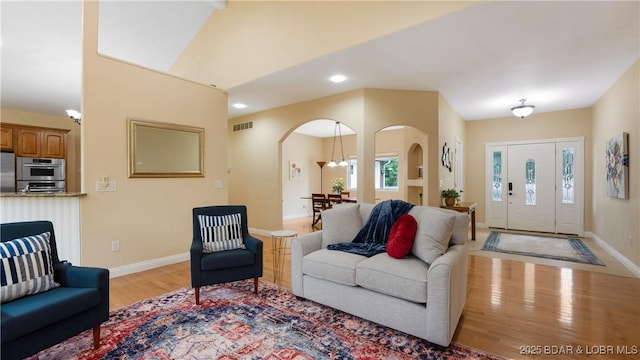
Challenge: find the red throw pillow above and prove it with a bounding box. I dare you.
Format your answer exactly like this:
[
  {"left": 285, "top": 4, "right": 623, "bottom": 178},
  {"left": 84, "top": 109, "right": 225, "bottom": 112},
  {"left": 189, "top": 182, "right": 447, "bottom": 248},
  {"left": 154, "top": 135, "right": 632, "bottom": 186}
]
[{"left": 386, "top": 214, "right": 418, "bottom": 259}]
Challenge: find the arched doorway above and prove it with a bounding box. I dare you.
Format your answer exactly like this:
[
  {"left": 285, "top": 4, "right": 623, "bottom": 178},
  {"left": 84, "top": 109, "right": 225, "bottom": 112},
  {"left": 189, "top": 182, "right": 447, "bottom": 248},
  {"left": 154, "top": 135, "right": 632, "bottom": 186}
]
[
  {"left": 281, "top": 119, "right": 356, "bottom": 221},
  {"left": 373, "top": 125, "right": 427, "bottom": 205}
]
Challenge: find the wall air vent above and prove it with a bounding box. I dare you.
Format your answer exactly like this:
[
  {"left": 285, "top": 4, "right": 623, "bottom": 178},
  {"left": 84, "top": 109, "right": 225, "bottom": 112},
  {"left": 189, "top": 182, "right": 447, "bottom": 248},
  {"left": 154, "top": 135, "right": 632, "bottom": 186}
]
[{"left": 233, "top": 121, "right": 253, "bottom": 132}]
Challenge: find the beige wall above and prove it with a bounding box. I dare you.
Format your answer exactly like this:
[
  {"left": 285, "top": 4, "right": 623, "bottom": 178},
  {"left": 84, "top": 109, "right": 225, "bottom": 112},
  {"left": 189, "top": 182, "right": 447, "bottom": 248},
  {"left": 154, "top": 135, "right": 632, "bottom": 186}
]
[
  {"left": 1, "top": 108, "right": 81, "bottom": 193},
  {"left": 592, "top": 60, "right": 639, "bottom": 266},
  {"left": 363, "top": 89, "right": 440, "bottom": 206},
  {"left": 229, "top": 88, "right": 452, "bottom": 231},
  {"left": 465, "top": 108, "right": 593, "bottom": 230},
  {"left": 80, "top": 1, "right": 228, "bottom": 268},
  {"left": 228, "top": 90, "right": 365, "bottom": 230},
  {"left": 438, "top": 94, "right": 466, "bottom": 200},
  {"left": 171, "top": 0, "right": 478, "bottom": 88},
  {"left": 282, "top": 132, "right": 323, "bottom": 218},
  {"left": 281, "top": 127, "right": 428, "bottom": 219}
]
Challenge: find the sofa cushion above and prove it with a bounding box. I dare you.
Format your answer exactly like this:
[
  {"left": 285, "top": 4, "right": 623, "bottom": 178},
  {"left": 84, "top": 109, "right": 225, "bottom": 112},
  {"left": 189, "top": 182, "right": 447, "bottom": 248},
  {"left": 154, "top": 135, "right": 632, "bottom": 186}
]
[
  {"left": 411, "top": 208, "right": 456, "bottom": 264},
  {"left": 357, "top": 203, "right": 375, "bottom": 224},
  {"left": 200, "top": 249, "right": 255, "bottom": 271},
  {"left": 1, "top": 232, "right": 60, "bottom": 303},
  {"left": 321, "top": 204, "right": 362, "bottom": 248},
  {"left": 1, "top": 287, "right": 101, "bottom": 342},
  {"left": 356, "top": 253, "right": 428, "bottom": 303},
  {"left": 433, "top": 207, "right": 469, "bottom": 245},
  {"left": 303, "top": 249, "right": 366, "bottom": 286},
  {"left": 386, "top": 214, "right": 418, "bottom": 259},
  {"left": 198, "top": 214, "right": 246, "bottom": 253}
]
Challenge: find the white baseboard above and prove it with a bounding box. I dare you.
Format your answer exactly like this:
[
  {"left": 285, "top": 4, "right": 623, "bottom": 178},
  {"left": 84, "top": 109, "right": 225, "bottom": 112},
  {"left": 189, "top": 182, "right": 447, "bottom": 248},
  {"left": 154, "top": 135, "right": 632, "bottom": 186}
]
[
  {"left": 109, "top": 252, "right": 189, "bottom": 279},
  {"left": 586, "top": 231, "right": 640, "bottom": 278}
]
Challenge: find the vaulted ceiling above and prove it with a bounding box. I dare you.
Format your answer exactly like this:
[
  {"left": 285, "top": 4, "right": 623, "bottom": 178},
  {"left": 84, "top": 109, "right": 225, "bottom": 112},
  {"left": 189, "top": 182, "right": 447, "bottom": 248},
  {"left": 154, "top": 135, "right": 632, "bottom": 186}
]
[{"left": 1, "top": 1, "right": 638, "bottom": 124}]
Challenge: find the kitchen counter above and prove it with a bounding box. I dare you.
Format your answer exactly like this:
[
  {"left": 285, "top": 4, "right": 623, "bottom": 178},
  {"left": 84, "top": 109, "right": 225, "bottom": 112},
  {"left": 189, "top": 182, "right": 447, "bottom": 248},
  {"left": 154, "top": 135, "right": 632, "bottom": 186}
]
[{"left": 0, "top": 192, "right": 87, "bottom": 197}]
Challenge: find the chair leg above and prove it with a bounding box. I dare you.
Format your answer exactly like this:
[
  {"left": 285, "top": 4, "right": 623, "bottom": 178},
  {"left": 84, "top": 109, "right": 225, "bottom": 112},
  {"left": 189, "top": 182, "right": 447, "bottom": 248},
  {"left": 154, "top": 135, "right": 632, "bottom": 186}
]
[
  {"left": 253, "top": 277, "right": 259, "bottom": 294},
  {"left": 195, "top": 287, "right": 200, "bottom": 305},
  {"left": 93, "top": 325, "right": 100, "bottom": 348}
]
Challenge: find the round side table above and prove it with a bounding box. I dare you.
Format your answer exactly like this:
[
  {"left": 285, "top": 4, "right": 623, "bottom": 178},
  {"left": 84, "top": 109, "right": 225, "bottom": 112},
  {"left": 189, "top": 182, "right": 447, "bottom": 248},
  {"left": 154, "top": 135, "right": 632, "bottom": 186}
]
[{"left": 270, "top": 230, "right": 297, "bottom": 286}]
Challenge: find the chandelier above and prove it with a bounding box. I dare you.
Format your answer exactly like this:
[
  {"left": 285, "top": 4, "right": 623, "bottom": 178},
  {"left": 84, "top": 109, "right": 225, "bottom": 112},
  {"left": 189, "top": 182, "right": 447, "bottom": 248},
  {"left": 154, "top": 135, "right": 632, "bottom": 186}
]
[{"left": 327, "top": 121, "right": 348, "bottom": 167}]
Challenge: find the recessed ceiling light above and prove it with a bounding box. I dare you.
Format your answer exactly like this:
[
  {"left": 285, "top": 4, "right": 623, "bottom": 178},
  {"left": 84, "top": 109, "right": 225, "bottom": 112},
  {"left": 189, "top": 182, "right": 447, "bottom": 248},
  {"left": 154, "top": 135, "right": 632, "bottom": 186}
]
[
  {"left": 329, "top": 74, "right": 347, "bottom": 83},
  {"left": 232, "top": 103, "right": 247, "bottom": 109}
]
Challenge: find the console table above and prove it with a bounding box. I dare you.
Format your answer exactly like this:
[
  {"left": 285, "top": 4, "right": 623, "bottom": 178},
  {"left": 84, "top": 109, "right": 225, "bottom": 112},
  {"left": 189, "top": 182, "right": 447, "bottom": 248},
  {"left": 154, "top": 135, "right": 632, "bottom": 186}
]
[{"left": 441, "top": 202, "right": 476, "bottom": 241}]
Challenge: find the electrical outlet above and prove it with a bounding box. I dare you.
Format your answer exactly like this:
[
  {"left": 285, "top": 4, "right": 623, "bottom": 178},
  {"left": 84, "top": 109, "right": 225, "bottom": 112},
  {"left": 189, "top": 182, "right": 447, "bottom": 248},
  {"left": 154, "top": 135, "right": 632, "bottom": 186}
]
[{"left": 112, "top": 240, "right": 120, "bottom": 252}]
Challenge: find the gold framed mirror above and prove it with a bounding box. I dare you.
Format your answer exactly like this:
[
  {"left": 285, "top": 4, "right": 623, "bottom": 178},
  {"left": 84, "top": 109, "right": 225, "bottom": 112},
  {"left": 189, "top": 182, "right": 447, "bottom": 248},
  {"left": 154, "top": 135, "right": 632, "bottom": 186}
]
[{"left": 128, "top": 118, "right": 204, "bottom": 178}]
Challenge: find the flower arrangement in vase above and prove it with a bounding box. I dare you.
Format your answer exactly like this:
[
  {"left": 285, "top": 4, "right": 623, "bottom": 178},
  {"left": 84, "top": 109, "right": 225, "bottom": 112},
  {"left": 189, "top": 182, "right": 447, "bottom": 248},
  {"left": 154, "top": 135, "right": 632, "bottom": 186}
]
[{"left": 331, "top": 177, "right": 345, "bottom": 194}]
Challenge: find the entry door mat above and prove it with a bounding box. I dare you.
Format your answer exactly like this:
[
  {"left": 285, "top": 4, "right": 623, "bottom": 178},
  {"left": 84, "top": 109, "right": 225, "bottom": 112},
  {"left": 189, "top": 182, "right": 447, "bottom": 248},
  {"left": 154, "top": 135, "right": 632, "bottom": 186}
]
[{"left": 482, "top": 231, "right": 605, "bottom": 266}]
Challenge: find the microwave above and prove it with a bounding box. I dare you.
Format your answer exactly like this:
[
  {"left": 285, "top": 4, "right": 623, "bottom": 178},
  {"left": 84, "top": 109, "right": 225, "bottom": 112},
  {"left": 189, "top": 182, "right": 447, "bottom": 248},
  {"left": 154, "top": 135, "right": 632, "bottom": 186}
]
[{"left": 17, "top": 157, "right": 65, "bottom": 182}]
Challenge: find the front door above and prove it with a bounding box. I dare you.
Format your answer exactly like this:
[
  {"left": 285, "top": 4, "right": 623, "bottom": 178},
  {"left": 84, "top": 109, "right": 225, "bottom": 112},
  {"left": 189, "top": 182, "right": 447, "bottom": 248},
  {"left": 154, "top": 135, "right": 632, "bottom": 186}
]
[
  {"left": 485, "top": 138, "right": 584, "bottom": 235},
  {"left": 507, "top": 143, "right": 556, "bottom": 232}
]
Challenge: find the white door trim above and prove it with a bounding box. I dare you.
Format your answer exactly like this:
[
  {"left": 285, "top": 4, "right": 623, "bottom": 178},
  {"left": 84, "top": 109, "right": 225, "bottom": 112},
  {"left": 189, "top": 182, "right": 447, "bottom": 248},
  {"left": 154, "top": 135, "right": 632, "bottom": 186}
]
[{"left": 485, "top": 136, "right": 585, "bottom": 235}]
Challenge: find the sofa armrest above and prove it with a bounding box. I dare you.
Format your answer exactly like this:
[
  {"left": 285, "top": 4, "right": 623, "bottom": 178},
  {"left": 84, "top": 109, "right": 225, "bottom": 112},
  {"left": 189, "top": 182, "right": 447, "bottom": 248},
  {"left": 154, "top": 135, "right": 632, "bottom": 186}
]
[
  {"left": 290, "top": 231, "right": 323, "bottom": 297},
  {"left": 55, "top": 264, "right": 109, "bottom": 289},
  {"left": 425, "top": 244, "right": 467, "bottom": 347},
  {"left": 244, "top": 235, "right": 263, "bottom": 271},
  {"left": 54, "top": 264, "right": 110, "bottom": 316}
]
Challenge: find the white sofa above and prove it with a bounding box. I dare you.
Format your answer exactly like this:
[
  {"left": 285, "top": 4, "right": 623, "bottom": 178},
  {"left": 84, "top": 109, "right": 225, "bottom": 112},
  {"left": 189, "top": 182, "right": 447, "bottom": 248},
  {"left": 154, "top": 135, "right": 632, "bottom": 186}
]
[{"left": 290, "top": 202, "right": 468, "bottom": 347}]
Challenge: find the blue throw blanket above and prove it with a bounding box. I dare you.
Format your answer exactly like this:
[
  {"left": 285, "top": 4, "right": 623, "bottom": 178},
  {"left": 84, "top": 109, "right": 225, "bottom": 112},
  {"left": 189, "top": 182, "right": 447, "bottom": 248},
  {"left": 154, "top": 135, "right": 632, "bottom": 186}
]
[{"left": 327, "top": 200, "right": 414, "bottom": 257}]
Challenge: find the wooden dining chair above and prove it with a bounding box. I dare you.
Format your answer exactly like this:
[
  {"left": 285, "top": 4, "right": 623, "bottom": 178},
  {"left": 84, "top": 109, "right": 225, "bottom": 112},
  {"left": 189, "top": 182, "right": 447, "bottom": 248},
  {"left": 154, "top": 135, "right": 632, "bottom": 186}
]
[
  {"left": 327, "top": 193, "right": 342, "bottom": 208},
  {"left": 311, "top": 193, "right": 327, "bottom": 227}
]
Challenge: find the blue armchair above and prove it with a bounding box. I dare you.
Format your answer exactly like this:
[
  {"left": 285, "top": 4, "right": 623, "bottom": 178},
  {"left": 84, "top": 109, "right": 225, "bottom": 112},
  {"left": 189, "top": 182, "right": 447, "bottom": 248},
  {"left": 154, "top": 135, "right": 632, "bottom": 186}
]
[
  {"left": 191, "top": 205, "right": 263, "bottom": 304},
  {"left": 1, "top": 221, "right": 109, "bottom": 360}
]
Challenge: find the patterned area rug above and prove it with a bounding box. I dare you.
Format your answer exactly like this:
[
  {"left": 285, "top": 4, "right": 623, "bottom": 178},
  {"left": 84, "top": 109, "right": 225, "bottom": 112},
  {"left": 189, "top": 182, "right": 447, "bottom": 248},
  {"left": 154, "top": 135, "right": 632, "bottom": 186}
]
[
  {"left": 28, "top": 281, "right": 500, "bottom": 360},
  {"left": 482, "top": 231, "right": 604, "bottom": 266}
]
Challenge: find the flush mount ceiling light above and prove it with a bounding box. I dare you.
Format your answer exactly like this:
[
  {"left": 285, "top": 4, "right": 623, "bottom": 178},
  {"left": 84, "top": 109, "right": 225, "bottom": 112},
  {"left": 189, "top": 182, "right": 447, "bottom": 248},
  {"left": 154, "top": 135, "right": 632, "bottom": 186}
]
[
  {"left": 511, "top": 98, "right": 535, "bottom": 118},
  {"left": 232, "top": 103, "right": 247, "bottom": 109},
  {"left": 329, "top": 74, "right": 347, "bottom": 83}
]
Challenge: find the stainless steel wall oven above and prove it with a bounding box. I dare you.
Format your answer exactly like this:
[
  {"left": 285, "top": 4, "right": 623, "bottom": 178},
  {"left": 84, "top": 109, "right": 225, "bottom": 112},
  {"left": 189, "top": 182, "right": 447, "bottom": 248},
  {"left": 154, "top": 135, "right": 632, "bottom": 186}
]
[{"left": 16, "top": 157, "right": 65, "bottom": 192}]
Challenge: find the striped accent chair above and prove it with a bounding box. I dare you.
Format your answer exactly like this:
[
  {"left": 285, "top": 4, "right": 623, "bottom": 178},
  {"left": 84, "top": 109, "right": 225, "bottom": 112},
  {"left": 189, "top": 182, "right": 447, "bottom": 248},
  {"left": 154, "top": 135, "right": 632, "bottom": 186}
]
[
  {"left": 191, "top": 206, "right": 263, "bottom": 304},
  {"left": 0, "top": 221, "right": 109, "bottom": 360}
]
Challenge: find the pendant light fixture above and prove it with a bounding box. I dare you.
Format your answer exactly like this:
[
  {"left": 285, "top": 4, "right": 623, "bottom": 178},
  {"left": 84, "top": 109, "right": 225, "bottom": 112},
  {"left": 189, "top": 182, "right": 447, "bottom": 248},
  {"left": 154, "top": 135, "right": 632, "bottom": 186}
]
[
  {"left": 511, "top": 99, "right": 535, "bottom": 118},
  {"left": 327, "top": 121, "right": 348, "bottom": 168}
]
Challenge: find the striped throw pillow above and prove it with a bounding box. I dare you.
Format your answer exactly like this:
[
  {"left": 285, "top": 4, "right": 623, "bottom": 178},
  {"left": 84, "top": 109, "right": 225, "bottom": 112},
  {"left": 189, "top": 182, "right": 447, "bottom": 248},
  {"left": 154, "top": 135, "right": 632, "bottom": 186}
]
[
  {"left": 1, "top": 232, "right": 60, "bottom": 303},
  {"left": 198, "top": 214, "right": 246, "bottom": 253}
]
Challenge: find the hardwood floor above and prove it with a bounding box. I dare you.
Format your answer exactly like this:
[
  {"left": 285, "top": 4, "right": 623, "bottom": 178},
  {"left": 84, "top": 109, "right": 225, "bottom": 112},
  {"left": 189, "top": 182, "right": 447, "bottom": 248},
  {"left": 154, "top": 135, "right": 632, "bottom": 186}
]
[{"left": 110, "top": 217, "right": 640, "bottom": 359}]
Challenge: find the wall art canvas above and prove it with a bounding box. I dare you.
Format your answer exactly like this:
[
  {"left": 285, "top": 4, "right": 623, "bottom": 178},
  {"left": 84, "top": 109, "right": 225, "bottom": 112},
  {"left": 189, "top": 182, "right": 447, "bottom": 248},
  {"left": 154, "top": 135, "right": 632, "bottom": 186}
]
[
  {"left": 289, "top": 160, "right": 303, "bottom": 180},
  {"left": 606, "top": 132, "right": 629, "bottom": 199}
]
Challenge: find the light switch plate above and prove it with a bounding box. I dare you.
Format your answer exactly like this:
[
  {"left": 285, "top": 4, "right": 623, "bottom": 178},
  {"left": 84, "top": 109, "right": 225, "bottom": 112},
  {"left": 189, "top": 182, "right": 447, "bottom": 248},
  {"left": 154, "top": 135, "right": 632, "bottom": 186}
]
[
  {"left": 96, "top": 180, "right": 117, "bottom": 192},
  {"left": 215, "top": 180, "right": 223, "bottom": 189}
]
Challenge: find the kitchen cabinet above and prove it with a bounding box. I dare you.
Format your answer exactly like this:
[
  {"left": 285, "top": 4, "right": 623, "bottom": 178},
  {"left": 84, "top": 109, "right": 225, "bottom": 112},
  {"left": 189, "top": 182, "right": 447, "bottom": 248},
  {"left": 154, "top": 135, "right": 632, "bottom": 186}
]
[
  {"left": 1, "top": 124, "right": 68, "bottom": 159},
  {"left": 17, "top": 128, "right": 41, "bottom": 157},
  {"left": 0, "top": 127, "right": 13, "bottom": 151},
  {"left": 41, "top": 130, "right": 66, "bottom": 158}
]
